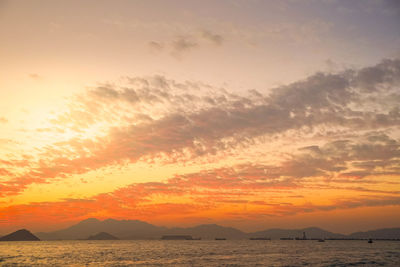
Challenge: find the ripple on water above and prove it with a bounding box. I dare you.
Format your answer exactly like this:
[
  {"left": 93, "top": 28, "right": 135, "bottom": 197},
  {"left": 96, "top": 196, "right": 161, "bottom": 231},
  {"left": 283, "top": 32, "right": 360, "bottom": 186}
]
[{"left": 0, "top": 240, "right": 399, "bottom": 266}]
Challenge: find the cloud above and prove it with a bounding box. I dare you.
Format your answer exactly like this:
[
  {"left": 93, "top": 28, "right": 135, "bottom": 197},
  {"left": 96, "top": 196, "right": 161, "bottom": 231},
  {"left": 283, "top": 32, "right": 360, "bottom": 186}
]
[
  {"left": 2, "top": 124, "right": 400, "bottom": 227},
  {"left": 170, "top": 35, "right": 198, "bottom": 57},
  {"left": 1, "top": 131, "right": 399, "bottom": 198},
  {"left": 353, "top": 58, "right": 400, "bottom": 92},
  {"left": 200, "top": 30, "right": 224, "bottom": 45},
  {"left": 148, "top": 41, "right": 164, "bottom": 52},
  {"left": 149, "top": 29, "right": 225, "bottom": 57},
  {"left": 294, "top": 132, "right": 400, "bottom": 179},
  {"left": 1, "top": 59, "right": 399, "bottom": 196},
  {"left": 226, "top": 195, "right": 400, "bottom": 218},
  {"left": 1, "top": 178, "right": 399, "bottom": 230}
]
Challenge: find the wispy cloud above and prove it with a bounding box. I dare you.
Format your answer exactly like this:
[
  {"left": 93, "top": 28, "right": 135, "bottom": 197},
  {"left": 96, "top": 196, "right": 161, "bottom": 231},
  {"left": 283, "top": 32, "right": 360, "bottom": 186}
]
[
  {"left": 1, "top": 179, "right": 399, "bottom": 230},
  {"left": 148, "top": 29, "right": 225, "bottom": 58},
  {"left": 200, "top": 30, "right": 224, "bottom": 45},
  {"left": 148, "top": 41, "right": 164, "bottom": 52},
  {"left": 172, "top": 35, "right": 198, "bottom": 54}
]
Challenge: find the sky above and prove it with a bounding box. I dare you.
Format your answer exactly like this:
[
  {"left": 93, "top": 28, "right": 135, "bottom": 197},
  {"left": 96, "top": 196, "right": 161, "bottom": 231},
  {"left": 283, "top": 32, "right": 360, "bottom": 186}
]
[{"left": 0, "top": 0, "right": 400, "bottom": 235}]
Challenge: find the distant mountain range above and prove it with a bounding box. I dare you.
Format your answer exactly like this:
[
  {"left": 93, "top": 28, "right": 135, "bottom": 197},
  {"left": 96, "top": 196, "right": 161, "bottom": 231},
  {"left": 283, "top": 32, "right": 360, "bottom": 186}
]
[
  {"left": 29, "top": 218, "right": 400, "bottom": 240},
  {"left": 249, "top": 227, "right": 346, "bottom": 239},
  {"left": 348, "top": 228, "right": 400, "bottom": 239},
  {"left": 36, "top": 218, "right": 167, "bottom": 240}
]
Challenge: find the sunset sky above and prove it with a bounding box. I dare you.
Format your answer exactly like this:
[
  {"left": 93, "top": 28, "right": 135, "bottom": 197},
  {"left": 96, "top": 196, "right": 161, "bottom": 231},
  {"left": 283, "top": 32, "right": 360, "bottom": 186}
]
[{"left": 1, "top": 0, "right": 400, "bottom": 235}]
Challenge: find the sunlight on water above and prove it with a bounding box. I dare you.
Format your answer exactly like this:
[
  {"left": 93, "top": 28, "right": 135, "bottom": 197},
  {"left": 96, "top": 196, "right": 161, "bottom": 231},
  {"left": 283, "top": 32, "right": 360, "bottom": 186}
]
[{"left": 0, "top": 240, "right": 399, "bottom": 266}]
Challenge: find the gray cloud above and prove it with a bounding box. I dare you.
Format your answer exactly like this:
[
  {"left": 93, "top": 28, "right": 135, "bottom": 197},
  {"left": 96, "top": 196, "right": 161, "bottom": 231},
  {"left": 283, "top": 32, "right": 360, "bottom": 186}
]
[
  {"left": 148, "top": 41, "right": 164, "bottom": 52},
  {"left": 170, "top": 35, "right": 198, "bottom": 58},
  {"left": 149, "top": 29, "right": 225, "bottom": 57},
  {"left": 172, "top": 35, "right": 198, "bottom": 52},
  {"left": 200, "top": 30, "right": 224, "bottom": 45},
  {"left": 293, "top": 132, "right": 400, "bottom": 179},
  {"left": 353, "top": 58, "right": 400, "bottom": 92}
]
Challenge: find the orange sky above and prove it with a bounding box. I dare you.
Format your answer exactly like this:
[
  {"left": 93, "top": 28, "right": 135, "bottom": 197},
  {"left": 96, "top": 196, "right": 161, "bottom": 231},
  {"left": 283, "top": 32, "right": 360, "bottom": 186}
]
[{"left": 1, "top": 0, "right": 400, "bottom": 235}]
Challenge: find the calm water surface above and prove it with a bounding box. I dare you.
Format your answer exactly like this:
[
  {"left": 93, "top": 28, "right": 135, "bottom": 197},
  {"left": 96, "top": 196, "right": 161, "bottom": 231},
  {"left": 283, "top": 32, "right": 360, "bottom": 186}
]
[{"left": 0, "top": 240, "right": 399, "bottom": 266}]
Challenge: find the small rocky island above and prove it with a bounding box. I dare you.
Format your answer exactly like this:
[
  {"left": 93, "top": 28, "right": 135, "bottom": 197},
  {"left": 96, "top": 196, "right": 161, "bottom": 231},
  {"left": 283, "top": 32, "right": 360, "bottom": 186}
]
[
  {"left": 86, "top": 232, "right": 119, "bottom": 240},
  {"left": 0, "top": 229, "right": 40, "bottom": 241}
]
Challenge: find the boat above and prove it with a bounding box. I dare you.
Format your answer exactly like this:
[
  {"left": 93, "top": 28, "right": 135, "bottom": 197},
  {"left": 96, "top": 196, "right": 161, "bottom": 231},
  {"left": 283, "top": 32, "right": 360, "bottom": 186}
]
[
  {"left": 368, "top": 239, "right": 373, "bottom": 243},
  {"left": 215, "top": 238, "right": 226, "bottom": 240},
  {"left": 250, "top": 237, "right": 271, "bottom": 240},
  {"left": 318, "top": 239, "right": 325, "bottom": 242}
]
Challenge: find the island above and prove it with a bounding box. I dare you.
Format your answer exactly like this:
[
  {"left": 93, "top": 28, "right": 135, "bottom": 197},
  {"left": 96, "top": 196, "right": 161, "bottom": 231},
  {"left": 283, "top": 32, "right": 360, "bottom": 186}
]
[
  {"left": 0, "top": 229, "right": 40, "bottom": 241},
  {"left": 86, "top": 232, "right": 119, "bottom": 240}
]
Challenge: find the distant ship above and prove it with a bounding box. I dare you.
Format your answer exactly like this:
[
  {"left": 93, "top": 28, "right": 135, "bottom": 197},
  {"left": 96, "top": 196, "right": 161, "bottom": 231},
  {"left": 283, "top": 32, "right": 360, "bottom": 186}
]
[
  {"left": 249, "top": 237, "right": 271, "bottom": 240},
  {"left": 318, "top": 239, "right": 325, "bottom": 242},
  {"left": 215, "top": 238, "right": 226, "bottom": 240},
  {"left": 280, "top": 237, "right": 294, "bottom": 240},
  {"left": 161, "top": 235, "right": 193, "bottom": 240}
]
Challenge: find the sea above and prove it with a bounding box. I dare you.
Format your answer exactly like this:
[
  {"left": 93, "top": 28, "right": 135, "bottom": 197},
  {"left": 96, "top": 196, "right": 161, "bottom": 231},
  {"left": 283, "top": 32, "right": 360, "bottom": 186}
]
[{"left": 0, "top": 240, "right": 399, "bottom": 266}]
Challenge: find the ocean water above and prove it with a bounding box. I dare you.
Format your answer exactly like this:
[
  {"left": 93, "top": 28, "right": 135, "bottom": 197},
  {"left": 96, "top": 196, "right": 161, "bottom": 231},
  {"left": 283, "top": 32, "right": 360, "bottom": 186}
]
[{"left": 0, "top": 240, "right": 399, "bottom": 266}]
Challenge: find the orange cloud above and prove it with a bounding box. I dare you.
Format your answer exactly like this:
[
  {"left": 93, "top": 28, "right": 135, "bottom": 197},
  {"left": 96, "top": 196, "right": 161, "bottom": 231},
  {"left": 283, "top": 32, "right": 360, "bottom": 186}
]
[
  {"left": 1, "top": 60, "right": 400, "bottom": 234},
  {"left": 1, "top": 158, "right": 400, "bottom": 232}
]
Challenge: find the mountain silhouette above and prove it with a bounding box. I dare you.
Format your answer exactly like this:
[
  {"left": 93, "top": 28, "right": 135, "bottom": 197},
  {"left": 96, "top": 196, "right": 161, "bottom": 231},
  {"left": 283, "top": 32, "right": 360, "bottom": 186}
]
[
  {"left": 36, "top": 218, "right": 167, "bottom": 240},
  {"left": 35, "top": 218, "right": 400, "bottom": 240},
  {"left": 348, "top": 228, "right": 400, "bottom": 239},
  {"left": 249, "top": 227, "right": 346, "bottom": 239},
  {"left": 0, "top": 229, "right": 40, "bottom": 241},
  {"left": 87, "top": 232, "right": 119, "bottom": 240}
]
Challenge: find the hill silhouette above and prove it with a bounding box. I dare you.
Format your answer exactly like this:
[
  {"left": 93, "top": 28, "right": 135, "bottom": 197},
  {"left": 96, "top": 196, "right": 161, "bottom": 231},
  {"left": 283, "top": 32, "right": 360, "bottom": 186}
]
[
  {"left": 35, "top": 218, "right": 400, "bottom": 240},
  {"left": 36, "top": 218, "right": 167, "bottom": 240},
  {"left": 0, "top": 229, "right": 40, "bottom": 241},
  {"left": 87, "top": 232, "right": 119, "bottom": 240},
  {"left": 249, "top": 227, "right": 346, "bottom": 239},
  {"left": 348, "top": 228, "right": 400, "bottom": 239}
]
